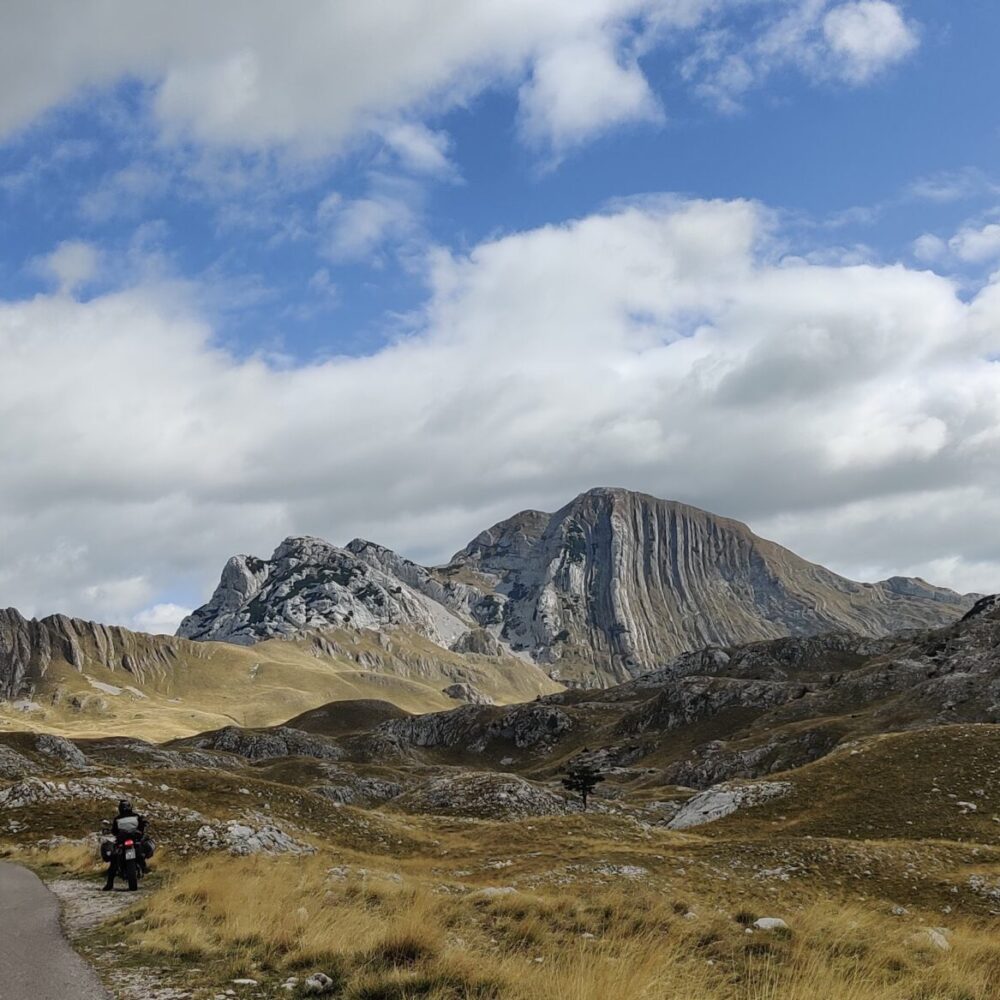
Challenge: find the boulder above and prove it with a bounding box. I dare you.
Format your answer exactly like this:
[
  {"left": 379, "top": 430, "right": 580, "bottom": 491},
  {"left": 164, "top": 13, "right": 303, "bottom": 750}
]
[{"left": 667, "top": 781, "right": 791, "bottom": 830}]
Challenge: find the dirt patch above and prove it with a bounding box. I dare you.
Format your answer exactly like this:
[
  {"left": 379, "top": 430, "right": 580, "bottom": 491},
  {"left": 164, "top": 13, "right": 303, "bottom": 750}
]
[{"left": 49, "top": 878, "right": 141, "bottom": 934}]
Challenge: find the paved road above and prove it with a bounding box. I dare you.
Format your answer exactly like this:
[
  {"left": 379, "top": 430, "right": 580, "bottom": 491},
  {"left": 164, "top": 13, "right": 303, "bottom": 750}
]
[{"left": 0, "top": 862, "right": 110, "bottom": 1000}]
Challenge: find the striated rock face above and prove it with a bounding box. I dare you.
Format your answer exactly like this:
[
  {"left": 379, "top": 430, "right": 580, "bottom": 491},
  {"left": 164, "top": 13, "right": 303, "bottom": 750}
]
[
  {"left": 0, "top": 607, "right": 195, "bottom": 701},
  {"left": 445, "top": 488, "right": 972, "bottom": 684},
  {"left": 178, "top": 488, "right": 973, "bottom": 688}
]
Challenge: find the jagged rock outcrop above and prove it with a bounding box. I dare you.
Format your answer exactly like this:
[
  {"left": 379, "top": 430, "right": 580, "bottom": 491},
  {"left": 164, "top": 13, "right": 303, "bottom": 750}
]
[
  {"left": 378, "top": 701, "right": 571, "bottom": 753},
  {"left": 442, "top": 682, "right": 494, "bottom": 705},
  {"left": 178, "top": 488, "right": 973, "bottom": 688},
  {"left": 311, "top": 775, "right": 403, "bottom": 806},
  {"left": 176, "top": 536, "right": 469, "bottom": 647},
  {"left": 0, "top": 607, "right": 195, "bottom": 701},
  {"left": 184, "top": 725, "right": 344, "bottom": 761}
]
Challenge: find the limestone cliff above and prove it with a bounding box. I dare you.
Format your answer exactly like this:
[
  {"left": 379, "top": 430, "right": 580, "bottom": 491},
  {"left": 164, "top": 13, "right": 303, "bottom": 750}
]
[
  {"left": 0, "top": 607, "right": 194, "bottom": 700},
  {"left": 179, "top": 488, "right": 974, "bottom": 687},
  {"left": 445, "top": 487, "right": 973, "bottom": 684}
]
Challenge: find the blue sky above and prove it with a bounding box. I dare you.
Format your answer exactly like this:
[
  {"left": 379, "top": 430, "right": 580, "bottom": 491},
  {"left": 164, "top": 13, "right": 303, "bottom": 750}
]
[{"left": 2, "top": 1, "right": 999, "bottom": 632}]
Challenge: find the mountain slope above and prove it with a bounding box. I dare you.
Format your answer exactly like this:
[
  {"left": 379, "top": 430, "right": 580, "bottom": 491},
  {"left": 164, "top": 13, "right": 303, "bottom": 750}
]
[
  {"left": 179, "top": 488, "right": 973, "bottom": 687},
  {"left": 0, "top": 609, "right": 560, "bottom": 741},
  {"left": 444, "top": 487, "right": 973, "bottom": 683}
]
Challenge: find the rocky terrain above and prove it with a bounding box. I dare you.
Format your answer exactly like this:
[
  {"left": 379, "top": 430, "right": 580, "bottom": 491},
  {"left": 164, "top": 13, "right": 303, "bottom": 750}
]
[
  {"left": 3, "top": 596, "right": 1000, "bottom": 999},
  {"left": 178, "top": 488, "right": 973, "bottom": 687},
  {"left": 0, "top": 607, "right": 199, "bottom": 701}
]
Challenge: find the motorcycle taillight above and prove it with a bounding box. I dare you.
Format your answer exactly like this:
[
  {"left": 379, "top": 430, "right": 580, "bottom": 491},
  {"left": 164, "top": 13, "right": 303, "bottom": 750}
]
[{"left": 124, "top": 840, "right": 134, "bottom": 846}]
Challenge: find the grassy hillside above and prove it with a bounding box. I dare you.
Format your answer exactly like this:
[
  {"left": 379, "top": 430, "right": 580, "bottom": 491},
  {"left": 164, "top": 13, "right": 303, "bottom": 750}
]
[
  {"left": 6, "top": 721, "right": 1000, "bottom": 997},
  {"left": 0, "top": 627, "right": 561, "bottom": 742}
]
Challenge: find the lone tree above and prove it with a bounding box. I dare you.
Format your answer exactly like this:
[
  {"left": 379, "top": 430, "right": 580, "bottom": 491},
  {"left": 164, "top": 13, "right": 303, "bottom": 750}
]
[{"left": 561, "top": 761, "right": 605, "bottom": 811}]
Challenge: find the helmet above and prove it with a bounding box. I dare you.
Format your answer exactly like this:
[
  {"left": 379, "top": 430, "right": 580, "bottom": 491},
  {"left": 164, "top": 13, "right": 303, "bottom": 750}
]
[{"left": 117, "top": 799, "right": 133, "bottom": 816}]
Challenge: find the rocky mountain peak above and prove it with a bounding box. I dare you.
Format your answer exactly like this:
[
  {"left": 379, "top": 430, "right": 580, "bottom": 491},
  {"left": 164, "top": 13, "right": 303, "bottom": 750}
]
[
  {"left": 176, "top": 534, "right": 470, "bottom": 648},
  {"left": 177, "top": 488, "right": 975, "bottom": 687}
]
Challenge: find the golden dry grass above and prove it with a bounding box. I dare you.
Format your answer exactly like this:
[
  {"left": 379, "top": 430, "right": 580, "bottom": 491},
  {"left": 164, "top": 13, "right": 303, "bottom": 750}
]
[
  {"left": 0, "top": 627, "right": 560, "bottom": 741},
  {"left": 112, "top": 850, "right": 1000, "bottom": 1000}
]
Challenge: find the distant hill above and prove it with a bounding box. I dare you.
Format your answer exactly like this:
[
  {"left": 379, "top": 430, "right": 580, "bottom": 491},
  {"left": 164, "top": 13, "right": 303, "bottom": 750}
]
[
  {"left": 0, "top": 608, "right": 559, "bottom": 741},
  {"left": 178, "top": 487, "right": 975, "bottom": 686}
]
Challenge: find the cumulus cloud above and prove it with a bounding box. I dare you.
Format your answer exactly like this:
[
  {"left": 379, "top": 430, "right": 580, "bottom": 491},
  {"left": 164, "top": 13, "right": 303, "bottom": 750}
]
[
  {"left": 4, "top": 197, "right": 1000, "bottom": 626},
  {"left": 0, "top": 0, "right": 676, "bottom": 156},
  {"left": 822, "top": 1, "right": 919, "bottom": 83},
  {"left": 913, "top": 214, "right": 1000, "bottom": 266},
  {"left": 0, "top": 1, "right": 919, "bottom": 160},
  {"left": 685, "top": 0, "right": 919, "bottom": 110},
  {"left": 950, "top": 222, "right": 1000, "bottom": 264},
  {"left": 33, "top": 240, "right": 101, "bottom": 293},
  {"left": 518, "top": 33, "right": 662, "bottom": 153}
]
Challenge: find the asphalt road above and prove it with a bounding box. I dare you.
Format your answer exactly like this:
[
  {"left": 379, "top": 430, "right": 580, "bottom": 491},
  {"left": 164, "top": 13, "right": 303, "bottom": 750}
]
[{"left": 0, "top": 862, "right": 110, "bottom": 1000}]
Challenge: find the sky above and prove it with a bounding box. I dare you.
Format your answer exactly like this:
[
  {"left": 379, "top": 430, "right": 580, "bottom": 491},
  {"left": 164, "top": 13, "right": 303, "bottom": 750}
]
[{"left": 2, "top": 0, "right": 999, "bottom": 635}]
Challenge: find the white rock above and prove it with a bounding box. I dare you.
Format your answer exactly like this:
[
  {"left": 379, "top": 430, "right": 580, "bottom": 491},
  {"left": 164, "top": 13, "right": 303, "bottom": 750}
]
[
  {"left": 668, "top": 782, "right": 791, "bottom": 830},
  {"left": 909, "top": 928, "right": 951, "bottom": 952},
  {"left": 303, "top": 972, "right": 335, "bottom": 994},
  {"left": 471, "top": 886, "right": 518, "bottom": 900},
  {"left": 753, "top": 917, "right": 789, "bottom": 932}
]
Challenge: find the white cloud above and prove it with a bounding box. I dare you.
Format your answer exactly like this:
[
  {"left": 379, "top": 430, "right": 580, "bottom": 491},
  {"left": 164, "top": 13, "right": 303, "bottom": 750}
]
[
  {"left": 317, "top": 186, "right": 417, "bottom": 263},
  {"left": 913, "top": 215, "right": 1000, "bottom": 267},
  {"left": 131, "top": 602, "right": 192, "bottom": 636},
  {"left": 0, "top": 1, "right": 920, "bottom": 161},
  {"left": 4, "top": 200, "right": 1000, "bottom": 628},
  {"left": 518, "top": 33, "right": 662, "bottom": 152},
  {"left": 33, "top": 240, "right": 101, "bottom": 293},
  {"left": 685, "top": 0, "right": 919, "bottom": 110},
  {"left": 822, "top": 1, "right": 919, "bottom": 83},
  {"left": 950, "top": 222, "right": 1000, "bottom": 264},
  {"left": 380, "top": 122, "right": 456, "bottom": 178},
  {"left": 912, "top": 233, "right": 946, "bottom": 262}
]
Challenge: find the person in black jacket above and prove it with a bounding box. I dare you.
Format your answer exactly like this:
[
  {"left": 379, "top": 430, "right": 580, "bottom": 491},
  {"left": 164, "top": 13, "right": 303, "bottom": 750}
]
[{"left": 102, "top": 799, "right": 149, "bottom": 890}]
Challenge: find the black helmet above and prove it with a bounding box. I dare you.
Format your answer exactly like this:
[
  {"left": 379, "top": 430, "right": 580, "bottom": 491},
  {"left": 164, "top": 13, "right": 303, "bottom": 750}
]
[{"left": 117, "top": 799, "right": 133, "bottom": 816}]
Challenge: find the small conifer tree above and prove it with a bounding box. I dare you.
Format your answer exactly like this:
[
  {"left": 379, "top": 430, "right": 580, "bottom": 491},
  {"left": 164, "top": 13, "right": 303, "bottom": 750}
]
[{"left": 561, "top": 761, "right": 605, "bottom": 811}]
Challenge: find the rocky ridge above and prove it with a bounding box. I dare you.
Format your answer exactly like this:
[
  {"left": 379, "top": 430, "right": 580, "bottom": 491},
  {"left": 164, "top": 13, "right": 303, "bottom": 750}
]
[
  {"left": 178, "top": 488, "right": 973, "bottom": 688},
  {"left": 0, "top": 607, "right": 197, "bottom": 701}
]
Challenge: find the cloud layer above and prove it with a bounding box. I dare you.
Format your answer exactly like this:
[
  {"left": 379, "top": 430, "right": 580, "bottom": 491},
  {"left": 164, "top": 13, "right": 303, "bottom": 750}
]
[
  {"left": 1, "top": 1, "right": 919, "bottom": 155},
  {"left": 3, "top": 197, "right": 999, "bottom": 631}
]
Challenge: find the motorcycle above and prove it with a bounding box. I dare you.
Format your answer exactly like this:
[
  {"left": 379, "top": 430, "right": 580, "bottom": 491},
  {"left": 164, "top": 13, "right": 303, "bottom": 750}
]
[{"left": 100, "top": 820, "right": 153, "bottom": 891}]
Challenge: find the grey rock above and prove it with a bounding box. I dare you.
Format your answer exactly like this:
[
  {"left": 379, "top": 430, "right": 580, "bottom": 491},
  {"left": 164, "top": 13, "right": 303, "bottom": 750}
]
[
  {"left": 0, "top": 743, "right": 40, "bottom": 779},
  {"left": 35, "top": 734, "right": 89, "bottom": 769},
  {"left": 395, "top": 771, "right": 567, "bottom": 820},
  {"left": 667, "top": 780, "right": 791, "bottom": 830},
  {"left": 442, "top": 683, "right": 494, "bottom": 706},
  {"left": 1, "top": 607, "right": 193, "bottom": 700},
  {"left": 176, "top": 536, "right": 467, "bottom": 648},
  {"left": 188, "top": 726, "right": 343, "bottom": 761},
  {"left": 173, "top": 488, "right": 972, "bottom": 690}
]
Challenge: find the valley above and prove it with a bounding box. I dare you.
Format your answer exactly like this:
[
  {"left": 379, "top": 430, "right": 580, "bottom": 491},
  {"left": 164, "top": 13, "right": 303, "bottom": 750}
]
[{"left": 1, "top": 491, "right": 998, "bottom": 998}]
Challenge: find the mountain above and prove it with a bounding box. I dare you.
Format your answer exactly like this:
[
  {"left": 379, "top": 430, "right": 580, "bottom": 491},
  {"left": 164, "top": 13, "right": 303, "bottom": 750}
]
[
  {"left": 0, "top": 607, "right": 559, "bottom": 741},
  {"left": 325, "top": 592, "right": 1000, "bottom": 796},
  {"left": 179, "top": 487, "right": 974, "bottom": 686}
]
